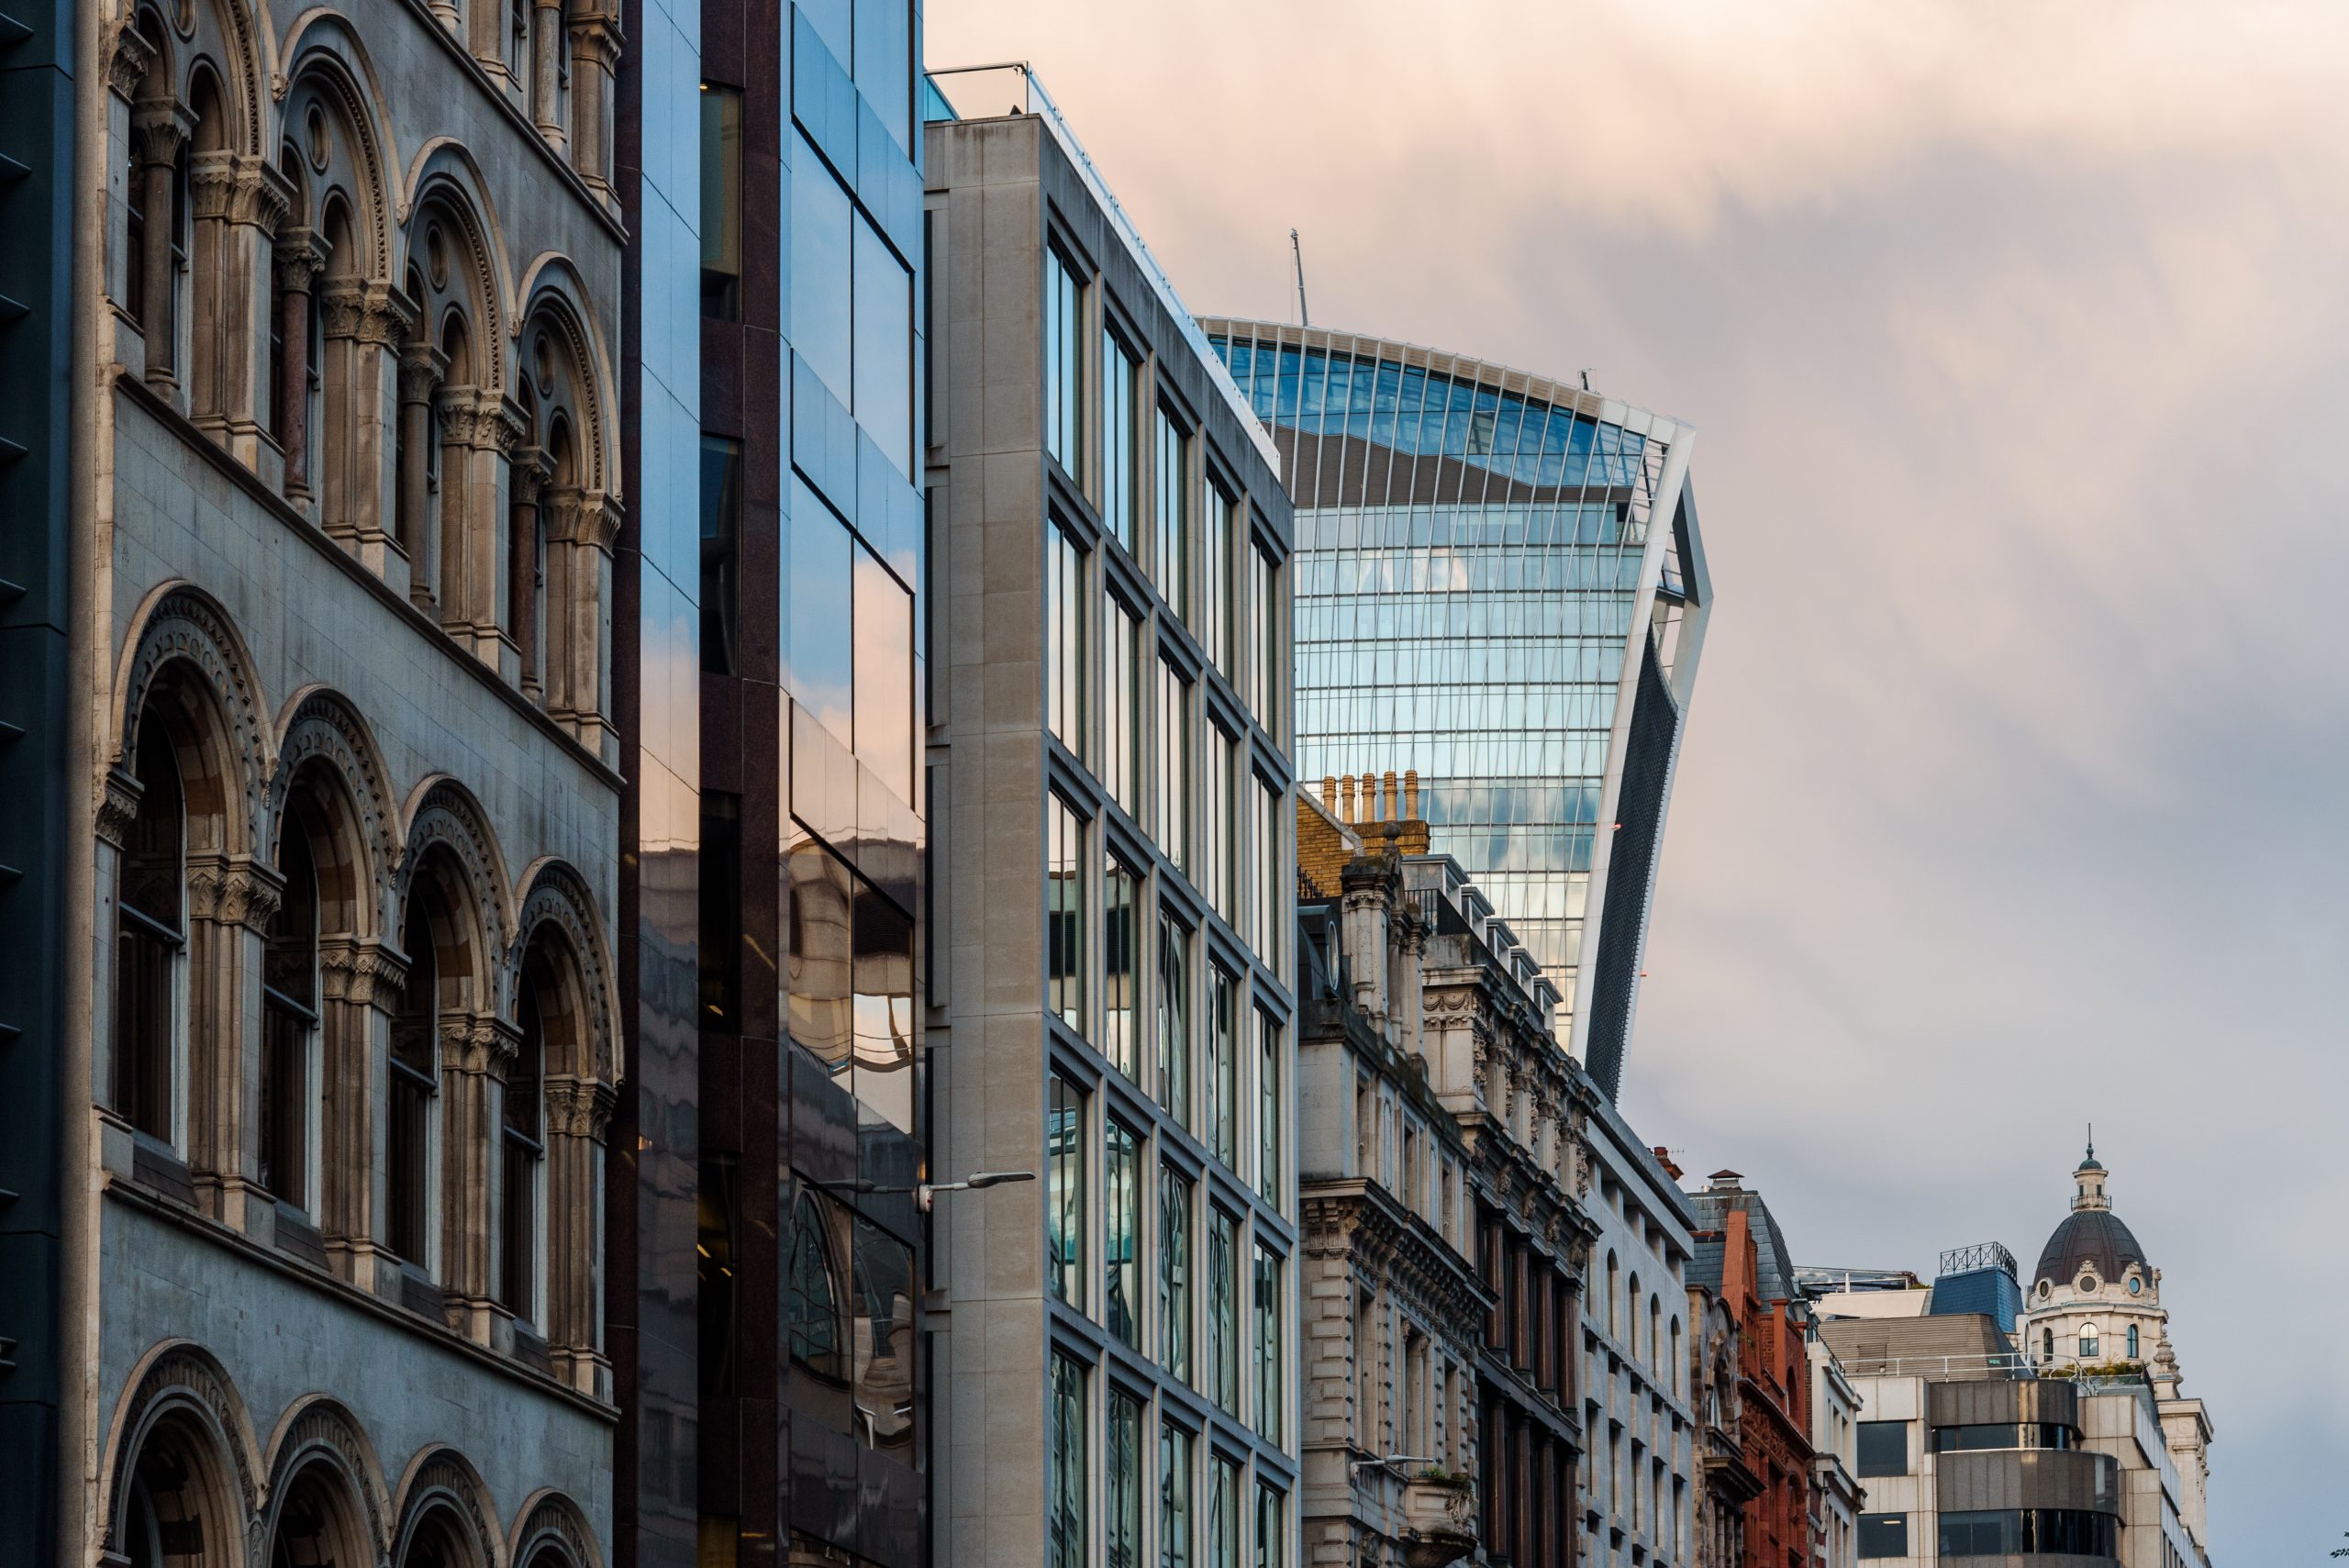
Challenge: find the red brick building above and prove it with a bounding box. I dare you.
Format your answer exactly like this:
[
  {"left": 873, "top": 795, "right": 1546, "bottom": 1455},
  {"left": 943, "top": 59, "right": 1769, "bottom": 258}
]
[{"left": 1688, "top": 1172, "right": 1818, "bottom": 1568}]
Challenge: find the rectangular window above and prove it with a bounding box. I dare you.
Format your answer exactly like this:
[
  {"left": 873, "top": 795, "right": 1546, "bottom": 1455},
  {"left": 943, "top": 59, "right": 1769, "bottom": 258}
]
[
  {"left": 1106, "top": 1118, "right": 1141, "bottom": 1347},
  {"left": 699, "top": 436, "right": 741, "bottom": 673},
  {"left": 1160, "top": 1423, "right": 1194, "bottom": 1568},
  {"left": 852, "top": 214, "right": 913, "bottom": 474},
  {"left": 1255, "top": 1010, "right": 1280, "bottom": 1205},
  {"left": 1248, "top": 540, "right": 1278, "bottom": 735},
  {"left": 1159, "top": 1166, "right": 1191, "bottom": 1382},
  {"left": 1253, "top": 1243, "right": 1282, "bottom": 1443},
  {"left": 696, "top": 1154, "right": 739, "bottom": 1396},
  {"left": 1252, "top": 1484, "right": 1284, "bottom": 1568},
  {"left": 1157, "top": 918, "right": 1190, "bottom": 1125},
  {"left": 790, "top": 133, "right": 852, "bottom": 405},
  {"left": 1252, "top": 777, "right": 1284, "bottom": 970},
  {"left": 1049, "top": 1074, "right": 1084, "bottom": 1308},
  {"left": 1208, "top": 1207, "right": 1239, "bottom": 1414},
  {"left": 1048, "top": 795, "right": 1085, "bottom": 1031},
  {"left": 1154, "top": 407, "right": 1190, "bottom": 621},
  {"left": 1105, "top": 594, "right": 1143, "bottom": 818},
  {"left": 786, "top": 481, "right": 854, "bottom": 746},
  {"left": 698, "top": 84, "right": 742, "bottom": 319},
  {"left": 1205, "top": 725, "right": 1234, "bottom": 922},
  {"left": 852, "top": 540, "right": 915, "bottom": 803},
  {"left": 1049, "top": 1353, "right": 1086, "bottom": 1568},
  {"left": 1046, "top": 247, "right": 1085, "bottom": 481},
  {"left": 1103, "top": 854, "right": 1141, "bottom": 1082},
  {"left": 1856, "top": 1513, "right": 1907, "bottom": 1560},
  {"left": 1204, "top": 484, "right": 1233, "bottom": 675},
  {"left": 1109, "top": 1387, "right": 1145, "bottom": 1568},
  {"left": 697, "top": 792, "right": 742, "bottom": 1029},
  {"left": 1205, "top": 966, "right": 1237, "bottom": 1170},
  {"left": 1159, "top": 658, "right": 1191, "bottom": 873},
  {"left": 1208, "top": 1456, "right": 1240, "bottom": 1568},
  {"left": 1048, "top": 522, "right": 1086, "bottom": 757},
  {"left": 1102, "top": 328, "right": 1139, "bottom": 551},
  {"left": 1856, "top": 1419, "right": 1908, "bottom": 1478},
  {"left": 1938, "top": 1510, "right": 2020, "bottom": 1557}
]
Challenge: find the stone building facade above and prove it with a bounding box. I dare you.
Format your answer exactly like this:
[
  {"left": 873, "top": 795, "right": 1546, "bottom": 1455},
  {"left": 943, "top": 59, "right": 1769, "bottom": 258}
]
[
  {"left": 31, "top": 1, "right": 629, "bottom": 1562},
  {"left": 1684, "top": 1283, "right": 1754, "bottom": 1568}
]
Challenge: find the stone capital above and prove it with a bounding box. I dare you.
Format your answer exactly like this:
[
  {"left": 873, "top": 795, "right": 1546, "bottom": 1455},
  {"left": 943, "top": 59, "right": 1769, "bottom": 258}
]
[
  {"left": 110, "top": 23, "right": 160, "bottom": 102},
  {"left": 186, "top": 853, "right": 286, "bottom": 934},
  {"left": 567, "top": 11, "right": 625, "bottom": 64},
  {"left": 318, "top": 937, "right": 410, "bottom": 1007},
  {"left": 129, "top": 98, "right": 197, "bottom": 167},
  {"left": 273, "top": 229, "right": 325, "bottom": 294},
  {"left": 187, "top": 151, "right": 294, "bottom": 233},
  {"left": 441, "top": 1013, "right": 520, "bottom": 1075},
  {"left": 320, "top": 278, "right": 415, "bottom": 347},
  {"left": 95, "top": 766, "right": 144, "bottom": 851},
  {"left": 510, "top": 448, "right": 551, "bottom": 506},
  {"left": 543, "top": 1074, "right": 617, "bottom": 1140},
  {"left": 399, "top": 338, "right": 451, "bottom": 403}
]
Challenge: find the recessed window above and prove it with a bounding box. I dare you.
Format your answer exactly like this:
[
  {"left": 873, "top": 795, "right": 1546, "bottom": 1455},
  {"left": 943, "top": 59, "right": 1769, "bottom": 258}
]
[
  {"left": 1047, "top": 522, "right": 1086, "bottom": 756},
  {"left": 1105, "top": 1117, "right": 1141, "bottom": 1348},
  {"left": 1856, "top": 1512, "right": 1907, "bottom": 1559},
  {"left": 698, "top": 84, "right": 742, "bottom": 319},
  {"left": 1047, "top": 795, "right": 1085, "bottom": 1031},
  {"left": 698, "top": 436, "right": 741, "bottom": 673},
  {"left": 1044, "top": 247, "right": 1085, "bottom": 482},
  {"left": 1047, "top": 1073, "right": 1085, "bottom": 1307},
  {"left": 1048, "top": 1353, "right": 1086, "bottom": 1568},
  {"left": 1160, "top": 1167, "right": 1192, "bottom": 1382},
  {"left": 1855, "top": 1420, "right": 1907, "bottom": 1478}
]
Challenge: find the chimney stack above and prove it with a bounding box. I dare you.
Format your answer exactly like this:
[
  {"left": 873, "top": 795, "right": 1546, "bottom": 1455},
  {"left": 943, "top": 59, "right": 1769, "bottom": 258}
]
[{"left": 1404, "top": 768, "right": 1419, "bottom": 821}]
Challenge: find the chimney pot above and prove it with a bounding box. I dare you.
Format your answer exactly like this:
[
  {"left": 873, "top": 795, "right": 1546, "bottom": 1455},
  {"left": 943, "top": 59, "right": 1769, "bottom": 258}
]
[
  {"left": 1340, "top": 774, "right": 1355, "bottom": 824},
  {"left": 1382, "top": 771, "right": 1398, "bottom": 825},
  {"left": 1320, "top": 775, "right": 1338, "bottom": 814},
  {"left": 1404, "top": 769, "right": 1419, "bottom": 820}
]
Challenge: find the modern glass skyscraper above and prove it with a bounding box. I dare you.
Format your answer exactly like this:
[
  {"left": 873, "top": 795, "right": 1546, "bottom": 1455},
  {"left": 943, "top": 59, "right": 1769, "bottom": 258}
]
[{"left": 1203, "top": 322, "right": 1709, "bottom": 1098}]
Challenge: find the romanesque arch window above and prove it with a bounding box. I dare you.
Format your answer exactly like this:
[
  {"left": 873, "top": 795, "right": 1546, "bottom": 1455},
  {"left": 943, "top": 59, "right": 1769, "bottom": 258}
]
[
  {"left": 261, "top": 813, "right": 319, "bottom": 1208},
  {"left": 115, "top": 717, "right": 186, "bottom": 1144},
  {"left": 499, "top": 942, "right": 553, "bottom": 1326},
  {"left": 117, "top": 1406, "right": 240, "bottom": 1568},
  {"left": 389, "top": 886, "right": 444, "bottom": 1268}
]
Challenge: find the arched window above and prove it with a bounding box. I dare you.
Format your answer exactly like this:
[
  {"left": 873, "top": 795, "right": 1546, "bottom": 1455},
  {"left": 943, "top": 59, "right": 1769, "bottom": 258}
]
[
  {"left": 1670, "top": 1318, "right": 1683, "bottom": 1397},
  {"left": 2078, "top": 1322, "right": 2099, "bottom": 1359},
  {"left": 389, "top": 890, "right": 441, "bottom": 1266},
  {"left": 1649, "top": 1295, "right": 1662, "bottom": 1373},
  {"left": 114, "top": 717, "right": 185, "bottom": 1143},
  {"left": 500, "top": 946, "right": 551, "bottom": 1325},
  {"left": 261, "top": 813, "right": 319, "bottom": 1207},
  {"left": 1626, "top": 1273, "right": 1642, "bottom": 1357},
  {"left": 2042, "top": 1327, "right": 2054, "bottom": 1362},
  {"left": 2126, "top": 1324, "right": 2139, "bottom": 1360},
  {"left": 1606, "top": 1251, "right": 1620, "bottom": 1336}
]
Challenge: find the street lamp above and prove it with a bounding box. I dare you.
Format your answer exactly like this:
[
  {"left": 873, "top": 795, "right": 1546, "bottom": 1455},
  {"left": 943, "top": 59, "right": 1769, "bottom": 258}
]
[{"left": 815, "top": 1170, "right": 1035, "bottom": 1213}]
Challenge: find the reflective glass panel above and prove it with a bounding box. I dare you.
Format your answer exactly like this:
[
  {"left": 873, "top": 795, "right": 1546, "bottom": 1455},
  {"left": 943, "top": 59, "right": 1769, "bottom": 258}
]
[
  {"left": 1159, "top": 1166, "right": 1191, "bottom": 1382},
  {"left": 1046, "top": 248, "right": 1084, "bottom": 482},
  {"left": 1106, "top": 1117, "right": 1141, "bottom": 1347},
  {"left": 1049, "top": 1074, "right": 1084, "bottom": 1307},
  {"left": 791, "top": 133, "right": 852, "bottom": 405},
  {"left": 1048, "top": 795, "right": 1085, "bottom": 1030}
]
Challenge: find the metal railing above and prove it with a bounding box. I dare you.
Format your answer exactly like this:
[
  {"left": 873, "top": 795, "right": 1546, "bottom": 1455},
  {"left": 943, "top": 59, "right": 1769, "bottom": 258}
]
[
  {"left": 1838, "top": 1351, "right": 2036, "bottom": 1380},
  {"left": 1938, "top": 1240, "right": 2019, "bottom": 1279},
  {"left": 924, "top": 62, "right": 1281, "bottom": 476}
]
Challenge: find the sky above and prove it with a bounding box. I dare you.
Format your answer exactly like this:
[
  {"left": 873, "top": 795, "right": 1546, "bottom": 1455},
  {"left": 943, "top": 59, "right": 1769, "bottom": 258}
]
[{"left": 929, "top": 1, "right": 2349, "bottom": 1556}]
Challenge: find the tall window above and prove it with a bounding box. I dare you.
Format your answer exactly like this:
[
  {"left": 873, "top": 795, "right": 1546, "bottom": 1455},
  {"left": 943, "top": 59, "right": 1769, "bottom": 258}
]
[
  {"left": 1205, "top": 725, "right": 1234, "bottom": 921},
  {"left": 1105, "top": 595, "right": 1143, "bottom": 818},
  {"left": 1106, "top": 1118, "right": 1141, "bottom": 1347},
  {"left": 2078, "top": 1323, "right": 2099, "bottom": 1359},
  {"left": 1159, "top": 1167, "right": 1191, "bottom": 1382},
  {"left": 2126, "top": 1324, "right": 2139, "bottom": 1359},
  {"left": 1161, "top": 1423, "right": 1194, "bottom": 1568},
  {"left": 1252, "top": 777, "right": 1284, "bottom": 969},
  {"left": 1253, "top": 1484, "right": 1284, "bottom": 1568},
  {"left": 1048, "top": 522, "right": 1086, "bottom": 756},
  {"left": 698, "top": 83, "right": 742, "bottom": 318},
  {"left": 500, "top": 956, "right": 548, "bottom": 1324},
  {"left": 1158, "top": 658, "right": 1191, "bottom": 873},
  {"left": 1157, "top": 918, "right": 1190, "bottom": 1124},
  {"left": 114, "top": 719, "right": 184, "bottom": 1142},
  {"left": 1049, "top": 1074, "right": 1085, "bottom": 1307},
  {"left": 786, "top": 1191, "right": 845, "bottom": 1381},
  {"left": 388, "top": 893, "right": 440, "bottom": 1266},
  {"left": 260, "top": 817, "right": 317, "bottom": 1205},
  {"left": 1102, "top": 328, "right": 1139, "bottom": 551},
  {"left": 1255, "top": 1011, "right": 1281, "bottom": 1206},
  {"left": 1253, "top": 1243, "right": 1282, "bottom": 1442},
  {"left": 1204, "top": 484, "right": 1234, "bottom": 675},
  {"left": 1048, "top": 795, "right": 1085, "bottom": 1030},
  {"left": 1205, "top": 967, "right": 1237, "bottom": 1170},
  {"left": 1103, "top": 854, "right": 1141, "bottom": 1082},
  {"left": 699, "top": 1154, "right": 741, "bottom": 1396},
  {"left": 1045, "top": 247, "right": 1084, "bottom": 480},
  {"left": 1248, "top": 540, "right": 1278, "bottom": 733},
  {"left": 1109, "top": 1387, "right": 1145, "bottom": 1568},
  {"left": 1208, "top": 1457, "right": 1240, "bottom": 1568},
  {"left": 699, "top": 435, "right": 741, "bottom": 673},
  {"left": 1049, "top": 1353, "right": 1087, "bottom": 1568},
  {"left": 1207, "top": 1207, "right": 1239, "bottom": 1414},
  {"left": 1154, "top": 407, "right": 1190, "bottom": 620}
]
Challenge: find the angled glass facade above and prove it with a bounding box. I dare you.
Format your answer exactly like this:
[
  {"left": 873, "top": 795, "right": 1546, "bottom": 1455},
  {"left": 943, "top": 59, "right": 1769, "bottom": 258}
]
[{"left": 1204, "top": 322, "right": 1709, "bottom": 1096}]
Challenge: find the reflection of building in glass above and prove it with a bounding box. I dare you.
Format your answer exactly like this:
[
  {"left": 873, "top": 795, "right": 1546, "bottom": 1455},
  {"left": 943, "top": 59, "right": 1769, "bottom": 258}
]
[
  {"left": 1204, "top": 322, "right": 1709, "bottom": 1097},
  {"left": 924, "top": 68, "right": 1299, "bottom": 1568}
]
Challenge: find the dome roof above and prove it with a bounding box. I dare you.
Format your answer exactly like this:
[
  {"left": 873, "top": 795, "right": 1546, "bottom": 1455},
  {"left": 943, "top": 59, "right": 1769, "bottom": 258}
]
[{"left": 2034, "top": 1208, "right": 2147, "bottom": 1287}]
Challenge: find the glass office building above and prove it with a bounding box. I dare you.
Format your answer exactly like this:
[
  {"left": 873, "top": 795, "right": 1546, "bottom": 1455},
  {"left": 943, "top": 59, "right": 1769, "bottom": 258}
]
[{"left": 1202, "top": 322, "right": 1709, "bottom": 1099}]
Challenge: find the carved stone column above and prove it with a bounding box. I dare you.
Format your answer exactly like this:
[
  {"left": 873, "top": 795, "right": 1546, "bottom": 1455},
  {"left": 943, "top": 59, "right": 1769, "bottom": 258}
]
[
  {"left": 437, "top": 390, "right": 525, "bottom": 668},
  {"left": 186, "top": 150, "right": 293, "bottom": 473},
  {"left": 273, "top": 229, "right": 322, "bottom": 503},
  {"left": 543, "top": 488, "right": 618, "bottom": 753},
  {"left": 92, "top": 769, "right": 145, "bottom": 1116},
  {"left": 509, "top": 450, "right": 550, "bottom": 698},
  {"left": 128, "top": 99, "right": 194, "bottom": 394},
  {"left": 319, "top": 280, "right": 415, "bottom": 573},
  {"left": 440, "top": 1013, "right": 518, "bottom": 1342},
  {"left": 317, "top": 936, "right": 406, "bottom": 1293},
  {"left": 184, "top": 853, "right": 284, "bottom": 1235},
  {"left": 566, "top": 9, "right": 623, "bottom": 196},
  {"left": 532, "top": 0, "right": 567, "bottom": 149},
  {"left": 542, "top": 1073, "right": 614, "bottom": 1395},
  {"left": 106, "top": 28, "right": 160, "bottom": 361},
  {"left": 397, "top": 338, "right": 450, "bottom": 607}
]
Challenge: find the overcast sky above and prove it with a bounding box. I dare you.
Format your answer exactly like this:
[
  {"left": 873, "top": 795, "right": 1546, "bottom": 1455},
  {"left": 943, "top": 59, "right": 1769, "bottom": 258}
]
[{"left": 930, "top": 2, "right": 2349, "bottom": 1555}]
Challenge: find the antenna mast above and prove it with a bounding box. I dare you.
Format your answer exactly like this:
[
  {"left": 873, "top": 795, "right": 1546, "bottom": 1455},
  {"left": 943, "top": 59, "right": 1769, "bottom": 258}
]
[{"left": 1289, "top": 228, "right": 1310, "bottom": 328}]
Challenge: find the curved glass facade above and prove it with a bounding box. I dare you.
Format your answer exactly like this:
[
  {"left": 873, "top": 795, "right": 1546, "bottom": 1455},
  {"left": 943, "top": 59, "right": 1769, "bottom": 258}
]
[{"left": 1205, "top": 322, "right": 1709, "bottom": 1095}]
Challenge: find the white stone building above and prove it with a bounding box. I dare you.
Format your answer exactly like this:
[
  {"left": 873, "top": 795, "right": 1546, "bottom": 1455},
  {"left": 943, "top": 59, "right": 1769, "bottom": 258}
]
[{"left": 1808, "top": 1335, "right": 1862, "bottom": 1568}]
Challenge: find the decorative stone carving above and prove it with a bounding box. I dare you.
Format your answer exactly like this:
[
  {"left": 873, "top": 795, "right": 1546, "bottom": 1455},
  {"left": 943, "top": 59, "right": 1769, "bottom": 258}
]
[
  {"left": 96, "top": 767, "right": 145, "bottom": 851},
  {"left": 108, "top": 21, "right": 159, "bottom": 100}
]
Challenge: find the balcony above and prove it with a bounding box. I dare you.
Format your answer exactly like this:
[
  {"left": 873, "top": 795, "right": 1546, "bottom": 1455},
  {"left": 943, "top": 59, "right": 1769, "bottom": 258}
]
[{"left": 1400, "top": 1471, "right": 1477, "bottom": 1568}]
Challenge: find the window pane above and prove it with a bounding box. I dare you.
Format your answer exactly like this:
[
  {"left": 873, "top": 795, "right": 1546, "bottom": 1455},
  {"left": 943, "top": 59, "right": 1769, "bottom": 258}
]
[
  {"left": 787, "top": 482, "right": 854, "bottom": 746},
  {"left": 852, "top": 539, "right": 914, "bottom": 801},
  {"left": 853, "top": 215, "right": 913, "bottom": 474},
  {"left": 1159, "top": 1167, "right": 1191, "bottom": 1382},
  {"left": 1208, "top": 1207, "right": 1238, "bottom": 1414},
  {"left": 1204, "top": 484, "right": 1232, "bottom": 674},
  {"left": 1109, "top": 1388, "right": 1145, "bottom": 1568},
  {"left": 1856, "top": 1420, "right": 1908, "bottom": 1477},
  {"left": 1249, "top": 540, "right": 1278, "bottom": 733},
  {"left": 1159, "top": 659, "right": 1190, "bottom": 873},
  {"left": 1206, "top": 726, "right": 1232, "bottom": 921},
  {"left": 1103, "top": 854, "right": 1141, "bottom": 1081},
  {"left": 786, "top": 839, "right": 854, "bottom": 1069},
  {"left": 1050, "top": 1353, "right": 1087, "bottom": 1568},
  {"left": 1209, "top": 1457, "right": 1239, "bottom": 1568},
  {"left": 1048, "top": 796, "right": 1085, "bottom": 1030},
  {"left": 791, "top": 135, "right": 852, "bottom": 405},
  {"left": 1049, "top": 524, "right": 1086, "bottom": 756},
  {"left": 1856, "top": 1513, "right": 1907, "bottom": 1560},
  {"left": 1154, "top": 408, "right": 1189, "bottom": 619},
  {"left": 1254, "top": 777, "right": 1284, "bottom": 971},
  {"left": 1046, "top": 249, "right": 1085, "bottom": 481},
  {"left": 1106, "top": 1118, "right": 1141, "bottom": 1347},
  {"left": 852, "top": 0, "right": 912, "bottom": 150},
  {"left": 1206, "top": 966, "right": 1236, "bottom": 1170},
  {"left": 1253, "top": 1484, "right": 1284, "bottom": 1568},
  {"left": 1255, "top": 1010, "right": 1280, "bottom": 1205},
  {"left": 699, "top": 435, "right": 741, "bottom": 673},
  {"left": 1106, "top": 596, "right": 1143, "bottom": 818},
  {"left": 699, "top": 84, "right": 742, "bottom": 320},
  {"left": 1157, "top": 918, "right": 1189, "bottom": 1125},
  {"left": 698, "top": 792, "right": 742, "bottom": 1028},
  {"left": 1102, "top": 329, "right": 1138, "bottom": 552},
  {"left": 1253, "top": 1243, "right": 1281, "bottom": 1442},
  {"left": 852, "top": 1217, "right": 915, "bottom": 1456},
  {"left": 1049, "top": 1074, "right": 1085, "bottom": 1307}
]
